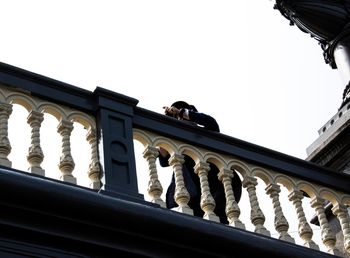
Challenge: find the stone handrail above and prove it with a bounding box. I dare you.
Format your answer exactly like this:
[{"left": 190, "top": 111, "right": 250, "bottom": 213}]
[
  {"left": 0, "top": 84, "right": 101, "bottom": 188},
  {"left": 1, "top": 62, "right": 350, "bottom": 256},
  {"left": 133, "top": 126, "right": 350, "bottom": 256},
  {"left": 0, "top": 62, "right": 143, "bottom": 203}
]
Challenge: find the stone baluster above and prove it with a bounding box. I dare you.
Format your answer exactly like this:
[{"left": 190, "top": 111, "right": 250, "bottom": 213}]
[
  {"left": 242, "top": 176, "right": 270, "bottom": 236},
  {"left": 142, "top": 146, "right": 165, "bottom": 207},
  {"left": 0, "top": 103, "right": 12, "bottom": 167},
  {"left": 332, "top": 203, "right": 350, "bottom": 254},
  {"left": 266, "top": 183, "right": 295, "bottom": 243},
  {"left": 310, "top": 197, "right": 341, "bottom": 255},
  {"left": 288, "top": 190, "right": 319, "bottom": 249},
  {"left": 218, "top": 168, "right": 245, "bottom": 229},
  {"left": 194, "top": 162, "right": 219, "bottom": 222},
  {"left": 26, "top": 111, "right": 45, "bottom": 176},
  {"left": 168, "top": 153, "right": 193, "bottom": 215},
  {"left": 57, "top": 120, "right": 76, "bottom": 184},
  {"left": 86, "top": 127, "right": 102, "bottom": 189}
]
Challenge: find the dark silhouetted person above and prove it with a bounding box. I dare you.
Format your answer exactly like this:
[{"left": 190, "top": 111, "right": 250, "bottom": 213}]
[{"left": 159, "top": 101, "right": 242, "bottom": 224}]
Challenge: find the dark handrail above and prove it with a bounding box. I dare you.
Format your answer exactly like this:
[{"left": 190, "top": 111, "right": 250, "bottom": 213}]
[
  {"left": 1, "top": 61, "right": 349, "bottom": 201},
  {"left": 133, "top": 107, "right": 350, "bottom": 193}
]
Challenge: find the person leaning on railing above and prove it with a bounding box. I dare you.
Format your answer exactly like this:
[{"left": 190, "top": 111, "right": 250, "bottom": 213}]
[{"left": 159, "top": 101, "right": 242, "bottom": 224}]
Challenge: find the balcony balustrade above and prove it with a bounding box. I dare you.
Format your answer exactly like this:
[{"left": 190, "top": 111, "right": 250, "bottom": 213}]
[{"left": 0, "top": 62, "right": 348, "bottom": 257}]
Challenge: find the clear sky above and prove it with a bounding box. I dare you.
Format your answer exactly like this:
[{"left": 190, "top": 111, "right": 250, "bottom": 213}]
[{"left": 1, "top": 0, "right": 344, "bottom": 159}]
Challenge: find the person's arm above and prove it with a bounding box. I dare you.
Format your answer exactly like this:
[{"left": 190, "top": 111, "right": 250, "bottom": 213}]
[
  {"left": 158, "top": 147, "right": 170, "bottom": 167},
  {"left": 181, "top": 109, "right": 220, "bottom": 132}
]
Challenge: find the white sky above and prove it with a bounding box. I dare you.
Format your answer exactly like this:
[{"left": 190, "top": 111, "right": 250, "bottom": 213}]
[{"left": 1, "top": 0, "right": 344, "bottom": 160}]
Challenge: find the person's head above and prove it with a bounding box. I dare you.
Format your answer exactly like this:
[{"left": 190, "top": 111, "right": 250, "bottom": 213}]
[{"left": 164, "top": 101, "right": 197, "bottom": 117}]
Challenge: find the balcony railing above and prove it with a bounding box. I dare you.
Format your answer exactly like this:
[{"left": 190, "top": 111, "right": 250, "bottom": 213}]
[{"left": 0, "top": 62, "right": 349, "bottom": 257}]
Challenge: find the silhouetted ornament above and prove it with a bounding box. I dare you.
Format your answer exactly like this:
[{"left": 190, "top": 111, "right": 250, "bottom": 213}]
[
  {"left": 274, "top": 0, "right": 350, "bottom": 68},
  {"left": 340, "top": 81, "right": 350, "bottom": 109}
]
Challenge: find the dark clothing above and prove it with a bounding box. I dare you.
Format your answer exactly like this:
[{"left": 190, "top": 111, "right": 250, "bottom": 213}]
[
  {"left": 187, "top": 110, "right": 220, "bottom": 132},
  {"left": 159, "top": 110, "right": 242, "bottom": 224}
]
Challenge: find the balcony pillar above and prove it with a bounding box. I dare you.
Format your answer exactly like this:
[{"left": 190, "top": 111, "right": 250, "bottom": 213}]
[
  {"left": 332, "top": 204, "right": 350, "bottom": 254},
  {"left": 266, "top": 183, "right": 294, "bottom": 243},
  {"left": 0, "top": 103, "right": 12, "bottom": 167},
  {"left": 288, "top": 190, "right": 318, "bottom": 250},
  {"left": 57, "top": 119, "right": 76, "bottom": 184},
  {"left": 26, "top": 110, "right": 45, "bottom": 176},
  {"left": 143, "top": 146, "right": 165, "bottom": 207},
  {"left": 169, "top": 153, "right": 193, "bottom": 215},
  {"left": 86, "top": 128, "right": 102, "bottom": 189},
  {"left": 218, "top": 168, "right": 245, "bottom": 229},
  {"left": 242, "top": 176, "right": 270, "bottom": 236},
  {"left": 310, "top": 197, "right": 341, "bottom": 255},
  {"left": 194, "top": 161, "right": 219, "bottom": 222},
  {"left": 94, "top": 88, "right": 145, "bottom": 203}
]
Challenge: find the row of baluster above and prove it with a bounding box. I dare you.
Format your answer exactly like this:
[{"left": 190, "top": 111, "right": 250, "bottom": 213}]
[{"left": 137, "top": 141, "right": 350, "bottom": 256}]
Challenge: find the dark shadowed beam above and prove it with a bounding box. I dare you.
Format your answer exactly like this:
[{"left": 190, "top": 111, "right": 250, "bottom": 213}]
[{"left": 0, "top": 166, "right": 338, "bottom": 258}]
